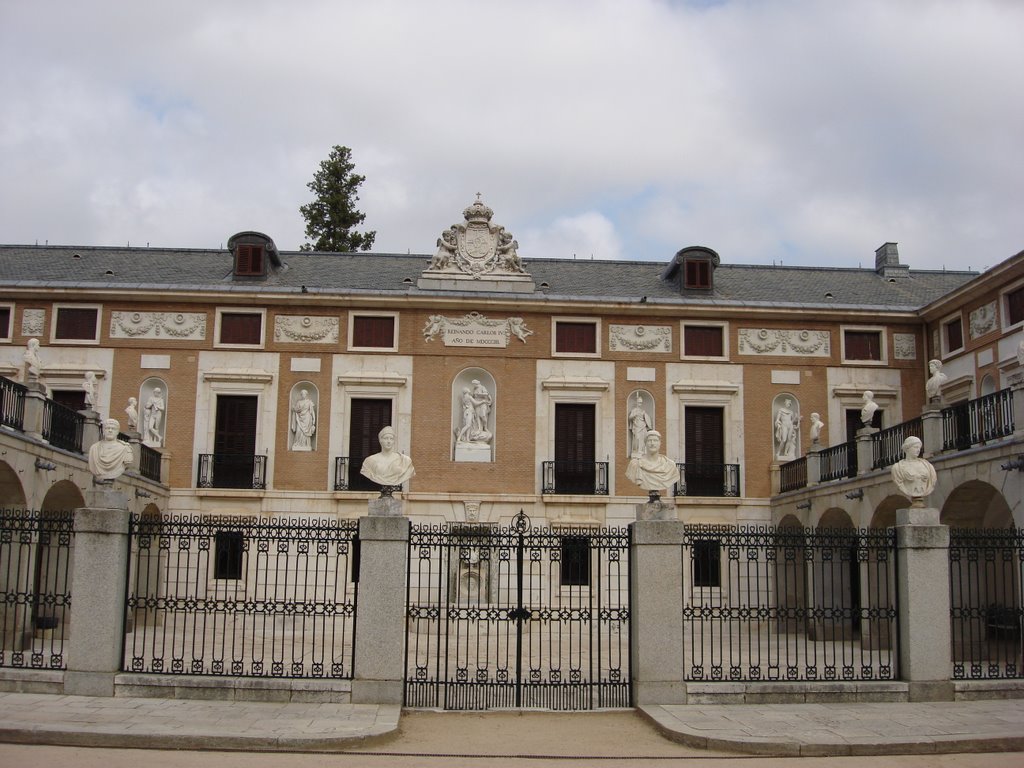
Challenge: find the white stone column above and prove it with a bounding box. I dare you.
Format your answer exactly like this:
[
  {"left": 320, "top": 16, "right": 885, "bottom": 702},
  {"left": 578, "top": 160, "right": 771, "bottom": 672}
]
[
  {"left": 921, "top": 408, "right": 945, "bottom": 457},
  {"left": 806, "top": 445, "right": 822, "bottom": 486},
  {"left": 630, "top": 519, "right": 687, "bottom": 704},
  {"left": 856, "top": 427, "right": 877, "bottom": 475},
  {"left": 896, "top": 506, "right": 953, "bottom": 701},
  {"left": 1012, "top": 382, "right": 1024, "bottom": 439},
  {"left": 65, "top": 488, "right": 130, "bottom": 697},
  {"left": 22, "top": 383, "right": 47, "bottom": 440},
  {"left": 351, "top": 514, "right": 410, "bottom": 704}
]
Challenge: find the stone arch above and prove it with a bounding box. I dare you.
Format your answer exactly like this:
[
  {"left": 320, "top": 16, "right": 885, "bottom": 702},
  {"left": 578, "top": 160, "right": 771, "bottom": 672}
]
[
  {"left": 941, "top": 480, "right": 1013, "bottom": 529},
  {"left": 870, "top": 495, "right": 908, "bottom": 529},
  {"left": 0, "top": 460, "right": 26, "bottom": 508},
  {"left": 288, "top": 382, "right": 319, "bottom": 452},
  {"left": 811, "top": 507, "right": 859, "bottom": 640},
  {"left": 773, "top": 513, "right": 808, "bottom": 634},
  {"left": 34, "top": 480, "right": 81, "bottom": 643},
  {"left": 816, "top": 507, "right": 854, "bottom": 531},
  {"left": 128, "top": 502, "right": 165, "bottom": 633},
  {"left": 40, "top": 480, "right": 84, "bottom": 514},
  {"left": 451, "top": 368, "right": 495, "bottom": 462}
]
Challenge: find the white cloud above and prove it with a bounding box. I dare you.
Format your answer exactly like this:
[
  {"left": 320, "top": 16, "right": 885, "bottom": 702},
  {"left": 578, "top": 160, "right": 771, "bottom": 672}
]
[{"left": 520, "top": 211, "right": 624, "bottom": 262}]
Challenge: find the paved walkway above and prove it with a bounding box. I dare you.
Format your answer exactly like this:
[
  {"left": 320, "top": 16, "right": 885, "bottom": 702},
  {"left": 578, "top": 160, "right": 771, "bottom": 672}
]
[{"left": 1, "top": 692, "right": 1024, "bottom": 756}]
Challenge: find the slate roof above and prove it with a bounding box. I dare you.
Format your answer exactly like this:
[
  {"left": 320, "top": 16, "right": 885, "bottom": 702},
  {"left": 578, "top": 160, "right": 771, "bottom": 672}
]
[{"left": 0, "top": 244, "right": 977, "bottom": 312}]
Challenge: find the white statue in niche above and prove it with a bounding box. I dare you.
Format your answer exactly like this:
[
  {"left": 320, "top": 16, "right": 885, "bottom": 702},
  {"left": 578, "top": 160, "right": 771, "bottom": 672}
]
[
  {"left": 88, "top": 418, "right": 133, "bottom": 482},
  {"left": 891, "top": 436, "right": 937, "bottom": 506},
  {"left": 860, "top": 390, "right": 879, "bottom": 427},
  {"left": 144, "top": 387, "right": 165, "bottom": 447},
  {"left": 23, "top": 338, "right": 43, "bottom": 381},
  {"left": 125, "top": 397, "right": 139, "bottom": 431},
  {"left": 455, "top": 381, "right": 493, "bottom": 444},
  {"left": 925, "top": 359, "right": 947, "bottom": 402},
  {"left": 628, "top": 394, "right": 653, "bottom": 458},
  {"left": 361, "top": 425, "right": 415, "bottom": 487},
  {"left": 773, "top": 397, "right": 800, "bottom": 461},
  {"left": 808, "top": 412, "right": 824, "bottom": 445},
  {"left": 626, "top": 431, "right": 680, "bottom": 498},
  {"left": 289, "top": 389, "right": 317, "bottom": 451},
  {"left": 82, "top": 371, "right": 98, "bottom": 409}
]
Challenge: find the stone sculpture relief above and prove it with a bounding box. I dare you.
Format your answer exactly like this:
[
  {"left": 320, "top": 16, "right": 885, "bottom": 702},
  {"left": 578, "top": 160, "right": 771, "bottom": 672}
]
[
  {"left": 925, "top": 359, "right": 948, "bottom": 402},
  {"left": 88, "top": 418, "right": 133, "bottom": 482},
  {"left": 274, "top": 316, "right": 339, "bottom": 344},
  {"left": 969, "top": 302, "right": 997, "bottom": 339},
  {"left": 627, "top": 391, "right": 654, "bottom": 458},
  {"left": 453, "top": 370, "right": 495, "bottom": 462},
  {"left": 738, "top": 329, "right": 830, "bottom": 357},
  {"left": 423, "top": 312, "right": 532, "bottom": 346},
  {"left": 891, "top": 436, "right": 937, "bottom": 506},
  {"left": 110, "top": 311, "right": 206, "bottom": 340},
  {"left": 289, "top": 386, "right": 318, "bottom": 451},
  {"left": 609, "top": 325, "right": 672, "bottom": 353},
  {"left": 426, "top": 195, "right": 528, "bottom": 278},
  {"left": 142, "top": 381, "right": 166, "bottom": 447},
  {"left": 626, "top": 431, "right": 680, "bottom": 498},
  {"left": 772, "top": 395, "right": 800, "bottom": 461},
  {"left": 893, "top": 333, "right": 917, "bottom": 360},
  {"left": 22, "top": 338, "right": 43, "bottom": 381},
  {"left": 21, "top": 309, "right": 45, "bottom": 338}
]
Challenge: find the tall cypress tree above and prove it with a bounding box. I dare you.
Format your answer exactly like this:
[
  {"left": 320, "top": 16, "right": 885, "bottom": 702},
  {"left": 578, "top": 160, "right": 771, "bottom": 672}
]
[{"left": 299, "top": 145, "right": 377, "bottom": 252}]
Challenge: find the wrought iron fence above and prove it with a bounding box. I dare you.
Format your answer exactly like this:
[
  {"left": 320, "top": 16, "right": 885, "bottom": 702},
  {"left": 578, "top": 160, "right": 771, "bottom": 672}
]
[
  {"left": 942, "top": 389, "right": 1015, "bottom": 452},
  {"left": 196, "top": 454, "right": 267, "bottom": 489},
  {"left": 0, "top": 376, "right": 27, "bottom": 431},
  {"left": 541, "top": 461, "right": 610, "bottom": 495},
  {"left": 406, "top": 512, "right": 630, "bottom": 710},
  {"left": 41, "top": 400, "right": 84, "bottom": 453},
  {"left": 949, "top": 527, "right": 1023, "bottom": 680},
  {"left": 779, "top": 457, "right": 807, "bottom": 493},
  {"left": 125, "top": 514, "right": 359, "bottom": 678},
  {"left": 681, "top": 525, "right": 897, "bottom": 682},
  {"left": 334, "top": 457, "right": 350, "bottom": 491},
  {"left": 139, "top": 444, "right": 161, "bottom": 482},
  {"left": 674, "top": 463, "right": 741, "bottom": 497},
  {"left": 0, "top": 509, "right": 74, "bottom": 670},
  {"left": 819, "top": 441, "right": 856, "bottom": 482},
  {"left": 873, "top": 417, "right": 923, "bottom": 470}
]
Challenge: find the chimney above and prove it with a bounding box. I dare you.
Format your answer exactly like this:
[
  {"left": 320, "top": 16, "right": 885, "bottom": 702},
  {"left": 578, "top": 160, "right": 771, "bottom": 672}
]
[{"left": 875, "top": 242, "right": 908, "bottom": 279}]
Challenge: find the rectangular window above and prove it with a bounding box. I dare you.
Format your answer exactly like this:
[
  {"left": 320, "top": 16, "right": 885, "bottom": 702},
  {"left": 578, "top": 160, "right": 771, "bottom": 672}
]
[
  {"left": 219, "top": 312, "right": 263, "bottom": 345},
  {"left": 692, "top": 539, "right": 721, "bottom": 588},
  {"left": 214, "top": 530, "right": 244, "bottom": 580},
  {"left": 1006, "top": 285, "right": 1024, "bottom": 326},
  {"left": 560, "top": 536, "right": 591, "bottom": 587},
  {"left": 555, "top": 321, "right": 597, "bottom": 354},
  {"left": 235, "top": 245, "right": 264, "bottom": 276},
  {"left": 944, "top": 317, "right": 964, "bottom": 353},
  {"left": 54, "top": 307, "right": 98, "bottom": 341},
  {"left": 684, "top": 325, "right": 723, "bottom": 357},
  {"left": 352, "top": 315, "right": 395, "bottom": 348},
  {"left": 684, "top": 259, "right": 711, "bottom": 289},
  {"left": 844, "top": 330, "right": 882, "bottom": 361},
  {"left": 0, "top": 307, "right": 10, "bottom": 340}
]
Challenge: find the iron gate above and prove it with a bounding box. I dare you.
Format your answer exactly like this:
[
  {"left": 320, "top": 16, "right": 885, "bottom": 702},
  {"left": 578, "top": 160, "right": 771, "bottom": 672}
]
[{"left": 405, "top": 511, "right": 630, "bottom": 710}]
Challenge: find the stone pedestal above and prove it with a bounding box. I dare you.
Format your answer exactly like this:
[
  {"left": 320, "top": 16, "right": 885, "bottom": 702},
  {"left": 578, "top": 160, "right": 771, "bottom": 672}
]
[
  {"left": 635, "top": 499, "right": 676, "bottom": 521},
  {"left": 630, "top": 520, "right": 687, "bottom": 704},
  {"left": 806, "top": 445, "right": 823, "bottom": 486},
  {"left": 65, "top": 491, "right": 130, "bottom": 696},
  {"left": 80, "top": 409, "right": 102, "bottom": 452},
  {"left": 856, "top": 427, "right": 878, "bottom": 475},
  {"left": 351, "top": 515, "right": 410, "bottom": 704},
  {"left": 454, "top": 442, "right": 491, "bottom": 462},
  {"left": 896, "top": 506, "right": 954, "bottom": 701},
  {"left": 368, "top": 496, "right": 404, "bottom": 517},
  {"left": 921, "top": 408, "right": 945, "bottom": 457},
  {"left": 22, "top": 383, "right": 47, "bottom": 440}
]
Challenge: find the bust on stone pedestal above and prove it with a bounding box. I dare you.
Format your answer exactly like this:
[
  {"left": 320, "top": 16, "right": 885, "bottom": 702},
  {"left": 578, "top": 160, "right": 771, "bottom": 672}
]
[
  {"left": 626, "top": 431, "right": 680, "bottom": 500},
  {"left": 88, "top": 418, "right": 133, "bottom": 482},
  {"left": 360, "top": 425, "right": 415, "bottom": 492},
  {"left": 891, "top": 436, "right": 937, "bottom": 507}
]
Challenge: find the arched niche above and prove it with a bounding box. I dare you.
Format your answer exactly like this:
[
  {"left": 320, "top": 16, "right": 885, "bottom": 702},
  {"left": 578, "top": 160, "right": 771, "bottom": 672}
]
[
  {"left": 772, "top": 393, "right": 800, "bottom": 462},
  {"left": 140, "top": 377, "right": 168, "bottom": 448},
  {"left": 626, "top": 389, "right": 654, "bottom": 459},
  {"left": 288, "top": 382, "right": 319, "bottom": 452},
  {"left": 0, "top": 460, "right": 26, "bottom": 508},
  {"left": 452, "top": 368, "right": 495, "bottom": 463}
]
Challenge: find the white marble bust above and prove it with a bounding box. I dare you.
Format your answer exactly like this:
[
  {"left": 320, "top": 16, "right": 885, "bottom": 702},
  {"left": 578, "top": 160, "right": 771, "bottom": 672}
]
[
  {"left": 625, "top": 431, "right": 680, "bottom": 496},
  {"left": 808, "top": 412, "right": 824, "bottom": 445},
  {"left": 860, "top": 390, "right": 878, "bottom": 427},
  {"left": 88, "top": 418, "right": 133, "bottom": 481},
  {"left": 360, "top": 425, "right": 415, "bottom": 487},
  {"left": 925, "top": 359, "right": 947, "bottom": 402},
  {"left": 891, "top": 436, "right": 937, "bottom": 506}
]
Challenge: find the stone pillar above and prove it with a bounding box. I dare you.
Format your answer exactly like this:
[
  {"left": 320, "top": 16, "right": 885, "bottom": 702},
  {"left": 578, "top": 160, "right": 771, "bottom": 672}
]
[
  {"left": 126, "top": 432, "right": 142, "bottom": 473},
  {"left": 80, "top": 409, "right": 102, "bottom": 453},
  {"left": 159, "top": 450, "right": 172, "bottom": 486},
  {"left": 921, "top": 407, "right": 945, "bottom": 457},
  {"left": 769, "top": 461, "right": 781, "bottom": 494},
  {"left": 630, "top": 519, "right": 687, "bottom": 704},
  {"left": 856, "top": 427, "right": 877, "bottom": 475},
  {"left": 806, "top": 446, "right": 822, "bottom": 486},
  {"left": 1012, "top": 382, "right": 1024, "bottom": 439},
  {"left": 351, "top": 513, "right": 410, "bottom": 704},
  {"left": 895, "top": 506, "right": 953, "bottom": 701},
  {"left": 65, "top": 488, "right": 130, "bottom": 697},
  {"left": 22, "top": 383, "right": 47, "bottom": 440}
]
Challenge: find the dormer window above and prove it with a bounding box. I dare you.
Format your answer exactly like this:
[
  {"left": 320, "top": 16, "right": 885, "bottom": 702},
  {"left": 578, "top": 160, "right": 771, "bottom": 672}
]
[
  {"left": 663, "top": 246, "right": 720, "bottom": 294},
  {"left": 684, "top": 259, "right": 712, "bottom": 289},
  {"left": 235, "top": 244, "right": 264, "bottom": 276}
]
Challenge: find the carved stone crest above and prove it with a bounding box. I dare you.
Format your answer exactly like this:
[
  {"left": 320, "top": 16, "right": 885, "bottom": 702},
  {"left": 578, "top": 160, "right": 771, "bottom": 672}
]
[
  {"left": 419, "top": 195, "right": 535, "bottom": 293},
  {"left": 423, "top": 312, "right": 532, "bottom": 347}
]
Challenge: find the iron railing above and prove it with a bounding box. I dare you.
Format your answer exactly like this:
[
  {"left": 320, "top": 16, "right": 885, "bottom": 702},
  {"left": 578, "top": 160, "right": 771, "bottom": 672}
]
[
  {"left": 873, "top": 417, "right": 923, "bottom": 470},
  {"left": 949, "top": 527, "right": 1023, "bottom": 680},
  {"left": 0, "top": 376, "right": 27, "bottom": 431},
  {"left": 41, "top": 400, "right": 84, "bottom": 453},
  {"left": 779, "top": 457, "right": 807, "bottom": 493},
  {"left": 541, "top": 461, "right": 609, "bottom": 495},
  {"left": 675, "top": 463, "right": 741, "bottom": 497},
  {"left": 334, "top": 457, "right": 350, "bottom": 491},
  {"left": 139, "top": 444, "right": 161, "bottom": 482},
  {"left": 943, "top": 389, "right": 1015, "bottom": 452},
  {"left": 819, "top": 441, "right": 856, "bottom": 482},
  {"left": 125, "top": 513, "right": 359, "bottom": 678},
  {"left": 406, "top": 511, "right": 630, "bottom": 710},
  {"left": 682, "top": 525, "right": 898, "bottom": 682},
  {"left": 196, "top": 454, "right": 267, "bottom": 489},
  {"left": 0, "top": 509, "right": 74, "bottom": 671}
]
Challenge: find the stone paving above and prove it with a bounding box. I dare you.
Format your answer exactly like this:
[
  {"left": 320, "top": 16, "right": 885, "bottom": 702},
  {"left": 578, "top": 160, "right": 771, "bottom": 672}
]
[{"left": 1, "top": 690, "right": 1024, "bottom": 756}]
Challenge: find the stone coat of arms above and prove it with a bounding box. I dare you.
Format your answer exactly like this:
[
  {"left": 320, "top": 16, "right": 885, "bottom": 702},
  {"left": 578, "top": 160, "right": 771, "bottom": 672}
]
[{"left": 427, "top": 195, "right": 526, "bottom": 279}]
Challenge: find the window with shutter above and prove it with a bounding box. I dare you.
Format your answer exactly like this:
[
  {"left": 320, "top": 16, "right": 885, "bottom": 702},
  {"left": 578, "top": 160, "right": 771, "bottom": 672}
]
[
  {"left": 560, "top": 536, "right": 591, "bottom": 587},
  {"left": 0, "top": 307, "right": 10, "bottom": 340},
  {"left": 944, "top": 317, "right": 964, "bottom": 353},
  {"left": 54, "top": 306, "right": 99, "bottom": 341},
  {"left": 234, "top": 245, "right": 265, "bottom": 276},
  {"left": 218, "top": 312, "right": 263, "bottom": 345},
  {"left": 555, "top": 321, "right": 597, "bottom": 354},
  {"left": 844, "top": 330, "right": 882, "bottom": 361},
  {"left": 352, "top": 315, "right": 395, "bottom": 348},
  {"left": 684, "top": 325, "right": 724, "bottom": 357},
  {"left": 683, "top": 259, "right": 711, "bottom": 289},
  {"left": 1007, "top": 285, "right": 1024, "bottom": 326}
]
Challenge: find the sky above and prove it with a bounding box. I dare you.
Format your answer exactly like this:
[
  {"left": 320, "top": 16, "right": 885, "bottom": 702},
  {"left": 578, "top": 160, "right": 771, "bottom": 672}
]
[{"left": 1, "top": 0, "right": 1022, "bottom": 271}]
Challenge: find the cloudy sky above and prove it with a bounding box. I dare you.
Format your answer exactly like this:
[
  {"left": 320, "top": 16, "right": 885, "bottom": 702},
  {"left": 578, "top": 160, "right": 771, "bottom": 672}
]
[{"left": 1, "top": 0, "right": 1021, "bottom": 271}]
